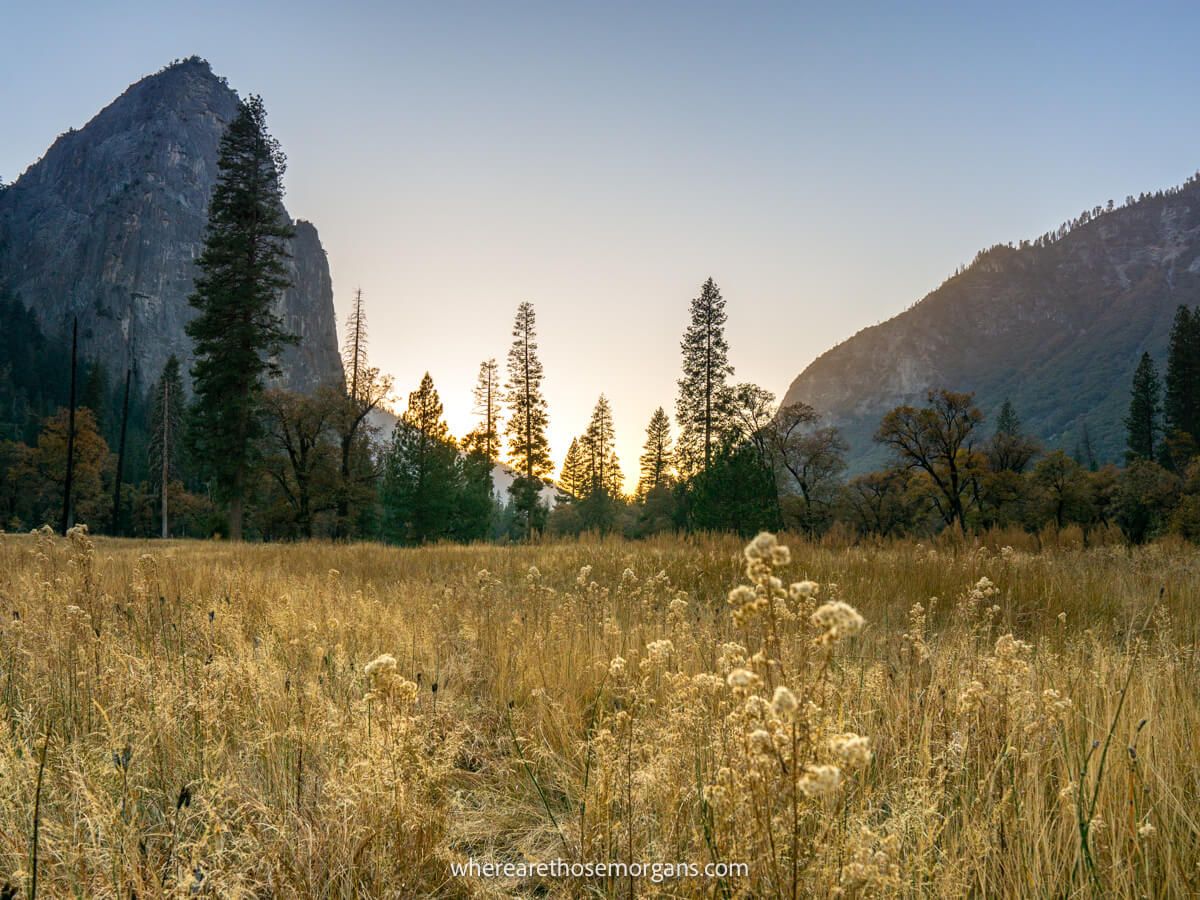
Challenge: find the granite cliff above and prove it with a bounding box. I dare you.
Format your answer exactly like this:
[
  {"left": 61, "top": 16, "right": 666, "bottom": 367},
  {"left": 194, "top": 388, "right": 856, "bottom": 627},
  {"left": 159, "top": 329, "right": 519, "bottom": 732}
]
[{"left": 0, "top": 57, "right": 342, "bottom": 393}]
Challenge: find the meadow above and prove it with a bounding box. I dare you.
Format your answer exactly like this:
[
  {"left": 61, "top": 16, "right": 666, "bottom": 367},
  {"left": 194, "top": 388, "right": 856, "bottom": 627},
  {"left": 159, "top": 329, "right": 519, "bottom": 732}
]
[{"left": 0, "top": 526, "right": 1196, "bottom": 898}]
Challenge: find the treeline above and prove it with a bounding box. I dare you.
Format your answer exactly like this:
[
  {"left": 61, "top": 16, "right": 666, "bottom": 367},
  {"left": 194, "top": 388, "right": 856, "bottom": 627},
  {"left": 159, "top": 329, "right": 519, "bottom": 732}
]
[
  {"left": 544, "top": 291, "right": 1200, "bottom": 545},
  {"left": 5, "top": 95, "right": 1200, "bottom": 546}
]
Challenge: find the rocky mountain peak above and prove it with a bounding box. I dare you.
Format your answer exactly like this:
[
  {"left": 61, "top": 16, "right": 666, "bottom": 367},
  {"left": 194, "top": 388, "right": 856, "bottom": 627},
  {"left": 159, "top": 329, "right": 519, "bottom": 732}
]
[{"left": 0, "top": 57, "right": 342, "bottom": 395}]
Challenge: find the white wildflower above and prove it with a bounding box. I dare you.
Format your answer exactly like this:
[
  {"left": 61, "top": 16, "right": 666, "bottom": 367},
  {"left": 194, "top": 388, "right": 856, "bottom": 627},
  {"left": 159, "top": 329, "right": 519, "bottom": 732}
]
[
  {"left": 790, "top": 580, "right": 819, "bottom": 600},
  {"left": 798, "top": 764, "right": 843, "bottom": 797},
  {"left": 771, "top": 686, "right": 799, "bottom": 719},
  {"left": 830, "top": 732, "right": 872, "bottom": 767},
  {"left": 811, "top": 601, "right": 865, "bottom": 638},
  {"left": 726, "top": 668, "right": 758, "bottom": 690},
  {"left": 749, "top": 729, "right": 775, "bottom": 755}
]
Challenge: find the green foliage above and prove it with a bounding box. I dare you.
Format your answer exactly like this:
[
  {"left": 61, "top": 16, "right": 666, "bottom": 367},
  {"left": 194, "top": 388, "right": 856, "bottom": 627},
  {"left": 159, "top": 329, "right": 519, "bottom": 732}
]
[
  {"left": 989, "top": 398, "right": 1040, "bottom": 473},
  {"left": 1170, "top": 460, "right": 1200, "bottom": 541},
  {"left": 636, "top": 407, "right": 673, "bottom": 499},
  {"left": 333, "top": 293, "right": 391, "bottom": 540},
  {"left": 1124, "top": 352, "right": 1162, "bottom": 463},
  {"left": 382, "top": 374, "right": 458, "bottom": 544},
  {"left": 505, "top": 475, "right": 549, "bottom": 538},
  {"left": 675, "top": 277, "right": 733, "bottom": 478},
  {"left": 682, "top": 439, "right": 779, "bottom": 536},
  {"left": 504, "top": 303, "right": 551, "bottom": 536},
  {"left": 1163, "top": 305, "right": 1200, "bottom": 469},
  {"left": 260, "top": 388, "right": 341, "bottom": 539},
  {"left": 504, "top": 303, "right": 551, "bottom": 480},
  {"left": 628, "top": 484, "right": 677, "bottom": 538},
  {"left": 581, "top": 395, "right": 622, "bottom": 499},
  {"left": 1033, "top": 450, "right": 1093, "bottom": 529},
  {"left": 381, "top": 373, "right": 494, "bottom": 545},
  {"left": 0, "top": 291, "right": 67, "bottom": 443},
  {"left": 557, "top": 438, "right": 588, "bottom": 502},
  {"left": 186, "top": 95, "right": 296, "bottom": 539},
  {"left": 1115, "top": 458, "right": 1178, "bottom": 543},
  {"left": 455, "top": 450, "right": 497, "bottom": 542}
]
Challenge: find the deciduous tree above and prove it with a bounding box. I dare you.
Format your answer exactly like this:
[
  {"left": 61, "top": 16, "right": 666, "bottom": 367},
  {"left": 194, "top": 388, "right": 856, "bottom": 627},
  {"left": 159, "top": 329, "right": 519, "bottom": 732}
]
[
  {"left": 262, "top": 388, "right": 340, "bottom": 539},
  {"left": 875, "top": 389, "right": 983, "bottom": 533}
]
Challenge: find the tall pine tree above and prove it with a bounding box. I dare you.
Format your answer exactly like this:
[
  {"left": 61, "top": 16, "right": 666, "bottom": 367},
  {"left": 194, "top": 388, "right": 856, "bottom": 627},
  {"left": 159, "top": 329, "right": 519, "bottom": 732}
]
[
  {"left": 570, "top": 395, "right": 623, "bottom": 533},
  {"left": 582, "top": 394, "right": 622, "bottom": 498},
  {"left": 334, "top": 288, "right": 391, "bottom": 538},
  {"left": 1125, "top": 352, "right": 1163, "bottom": 462},
  {"left": 186, "top": 95, "right": 296, "bottom": 540},
  {"left": 676, "top": 277, "right": 733, "bottom": 478},
  {"left": 464, "top": 358, "right": 502, "bottom": 461},
  {"left": 504, "top": 303, "right": 551, "bottom": 536},
  {"left": 636, "top": 407, "right": 673, "bottom": 498},
  {"left": 1164, "top": 305, "right": 1200, "bottom": 463}
]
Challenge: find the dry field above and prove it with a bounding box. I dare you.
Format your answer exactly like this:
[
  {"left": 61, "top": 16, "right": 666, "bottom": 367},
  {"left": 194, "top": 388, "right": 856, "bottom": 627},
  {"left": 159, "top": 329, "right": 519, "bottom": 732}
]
[{"left": 0, "top": 526, "right": 1196, "bottom": 897}]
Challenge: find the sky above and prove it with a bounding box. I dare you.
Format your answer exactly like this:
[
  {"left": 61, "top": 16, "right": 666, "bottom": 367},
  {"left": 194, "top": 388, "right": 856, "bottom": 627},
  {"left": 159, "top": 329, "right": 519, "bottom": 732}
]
[{"left": 4, "top": 1, "right": 1200, "bottom": 491}]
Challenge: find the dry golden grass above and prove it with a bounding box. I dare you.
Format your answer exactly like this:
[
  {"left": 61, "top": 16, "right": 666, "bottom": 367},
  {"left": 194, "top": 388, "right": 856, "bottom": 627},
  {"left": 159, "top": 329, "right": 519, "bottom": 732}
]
[{"left": 0, "top": 526, "right": 1196, "bottom": 897}]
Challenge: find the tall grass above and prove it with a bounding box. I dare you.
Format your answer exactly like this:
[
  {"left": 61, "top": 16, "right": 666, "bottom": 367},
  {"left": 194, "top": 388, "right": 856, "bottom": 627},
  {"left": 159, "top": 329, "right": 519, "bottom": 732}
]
[{"left": 0, "top": 526, "right": 1195, "bottom": 896}]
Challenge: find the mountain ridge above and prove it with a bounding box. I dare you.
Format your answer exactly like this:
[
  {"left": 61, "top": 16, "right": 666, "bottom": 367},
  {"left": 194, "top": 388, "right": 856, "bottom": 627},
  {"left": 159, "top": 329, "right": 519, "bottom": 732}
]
[{"left": 783, "top": 174, "right": 1200, "bottom": 472}]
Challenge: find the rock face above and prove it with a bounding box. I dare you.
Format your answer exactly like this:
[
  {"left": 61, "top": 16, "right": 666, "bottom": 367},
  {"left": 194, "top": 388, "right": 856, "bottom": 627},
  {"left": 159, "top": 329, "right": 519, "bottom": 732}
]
[
  {"left": 0, "top": 57, "right": 342, "bottom": 393},
  {"left": 783, "top": 178, "right": 1200, "bottom": 472}
]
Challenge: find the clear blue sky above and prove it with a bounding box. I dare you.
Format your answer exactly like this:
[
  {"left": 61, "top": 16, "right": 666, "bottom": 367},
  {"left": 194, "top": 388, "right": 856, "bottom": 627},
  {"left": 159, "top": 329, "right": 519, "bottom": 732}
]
[{"left": 4, "top": 1, "right": 1199, "bottom": 487}]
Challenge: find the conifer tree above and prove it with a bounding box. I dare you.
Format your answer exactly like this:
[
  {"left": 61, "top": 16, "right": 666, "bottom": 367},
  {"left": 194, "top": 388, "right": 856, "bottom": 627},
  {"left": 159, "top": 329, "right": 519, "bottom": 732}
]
[
  {"left": 558, "top": 437, "right": 588, "bottom": 500},
  {"left": 1164, "top": 305, "right": 1200, "bottom": 450},
  {"left": 636, "top": 407, "right": 673, "bottom": 498},
  {"left": 381, "top": 373, "right": 459, "bottom": 543},
  {"left": 568, "top": 395, "right": 624, "bottom": 533},
  {"left": 1125, "top": 352, "right": 1163, "bottom": 462},
  {"left": 334, "top": 289, "right": 391, "bottom": 538},
  {"left": 676, "top": 277, "right": 733, "bottom": 478},
  {"left": 186, "top": 95, "right": 296, "bottom": 540},
  {"left": 582, "top": 394, "right": 622, "bottom": 498},
  {"left": 995, "top": 399, "right": 1020, "bottom": 437},
  {"left": 503, "top": 302, "right": 551, "bottom": 535},
  {"left": 344, "top": 288, "right": 369, "bottom": 400},
  {"left": 987, "top": 398, "right": 1038, "bottom": 473},
  {"left": 455, "top": 450, "right": 497, "bottom": 542},
  {"left": 464, "top": 358, "right": 502, "bottom": 461},
  {"left": 685, "top": 439, "right": 779, "bottom": 536}
]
